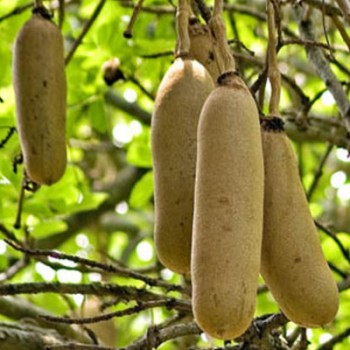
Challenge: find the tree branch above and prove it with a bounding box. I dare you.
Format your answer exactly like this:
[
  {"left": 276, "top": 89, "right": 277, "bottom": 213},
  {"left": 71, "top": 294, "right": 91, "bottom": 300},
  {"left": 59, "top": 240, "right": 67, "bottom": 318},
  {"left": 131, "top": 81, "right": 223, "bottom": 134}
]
[
  {"left": 295, "top": 5, "right": 350, "bottom": 134},
  {"left": 5, "top": 239, "right": 184, "bottom": 293},
  {"left": 0, "top": 297, "right": 92, "bottom": 344},
  {"left": 317, "top": 327, "right": 350, "bottom": 349},
  {"left": 40, "top": 300, "right": 184, "bottom": 325},
  {"left": 0, "top": 321, "right": 67, "bottom": 350},
  {"left": 0, "top": 282, "right": 191, "bottom": 313},
  {"left": 65, "top": 0, "right": 107, "bottom": 65}
]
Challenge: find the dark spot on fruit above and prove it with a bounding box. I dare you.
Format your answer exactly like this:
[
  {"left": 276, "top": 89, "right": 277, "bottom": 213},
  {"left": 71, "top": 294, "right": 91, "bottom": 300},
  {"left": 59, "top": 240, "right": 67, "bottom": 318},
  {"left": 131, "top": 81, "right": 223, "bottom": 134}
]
[
  {"left": 42, "top": 80, "right": 48, "bottom": 87},
  {"left": 218, "top": 196, "right": 229, "bottom": 204},
  {"left": 294, "top": 257, "right": 302, "bottom": 263},
  {"left": 222, "top": 224, "right": 231, "bottom": 232}
]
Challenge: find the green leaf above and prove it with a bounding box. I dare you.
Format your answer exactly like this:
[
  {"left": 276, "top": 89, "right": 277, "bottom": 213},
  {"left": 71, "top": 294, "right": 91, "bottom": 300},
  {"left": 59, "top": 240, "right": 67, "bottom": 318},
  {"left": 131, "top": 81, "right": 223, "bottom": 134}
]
[
  {"left": 126, "top": 128, "right": 152, "bottom": 167},
  {"left": 129, "top": 171, "right": 154, "bottom": 209},
  {"left": 88, "top": 98, "right": 108, "bottom": 134}
]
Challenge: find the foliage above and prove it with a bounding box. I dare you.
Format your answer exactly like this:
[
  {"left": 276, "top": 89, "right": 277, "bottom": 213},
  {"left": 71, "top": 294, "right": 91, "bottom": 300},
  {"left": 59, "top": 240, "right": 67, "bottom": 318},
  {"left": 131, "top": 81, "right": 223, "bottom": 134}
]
[{"left": 0, "top": 0, "right": 350, "bottom": 349}]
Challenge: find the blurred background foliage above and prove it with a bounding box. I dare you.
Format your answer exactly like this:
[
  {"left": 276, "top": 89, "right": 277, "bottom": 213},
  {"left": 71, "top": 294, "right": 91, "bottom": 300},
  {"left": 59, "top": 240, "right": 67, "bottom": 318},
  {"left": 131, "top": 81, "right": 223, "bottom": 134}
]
[{"left": 0, "top": 0, "right": 350, "bottom": 349}]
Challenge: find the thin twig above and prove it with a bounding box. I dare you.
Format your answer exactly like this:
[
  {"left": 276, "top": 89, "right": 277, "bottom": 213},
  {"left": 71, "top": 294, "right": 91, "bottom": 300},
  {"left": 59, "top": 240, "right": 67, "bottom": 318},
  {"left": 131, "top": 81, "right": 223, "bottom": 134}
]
[
  {"left": 59, "top": 0, "right": 65, "bottom": 28},
  {"left": 128, "top": 75, "right": 155, "bottom": 100},
  {"left": 307, "top": 143, "right": 333, "bottom": 200},
  {"left": 40, "top": 299, "right": 188, "bottom": 325},
  {"left": 315, "top": 221, "right": 350, "bottom": 265},
  {"left": 48, "top": 345, "right": 115, "bottom": 350},
  {"left": 295, "top": 5, "right": 350, "bottom": 133},
  {"left": 287, "top": 0, "right": 342, "bottom": 17},
  {"left": 328, "top": 261, "right": 348, "bottom": 278},
  {"left": 334, "top": 0, "right": 350, "bottom": 23},
  {"left": 332, "top": 15, "right": 350, "bottom": 52},
  {"left": 4, "top": 240, "right": 184, "bottom": 293},
  {"left": 0, "top": 281, "right": 188, "bottom": 308},
  {"left": 0, "top": 224, "right": 20, "bottom": 244},
  {"left": 321, "top": 0, "right": 335, "bottom": 61},
  {"left": 0, "top": 126, "right": 16, "bottom": 149},
  {"left": 13, "top": 174, "right": 26, "bottom": 229},
  {"left": 317, "top": 327, "right": 350, "bottom": 349},
  {"left": 194, "top": 0, "right": 212, "bottom": 22},
  {"left": 65, "top": 0, "right": 107, "bottom": 65},
  {"left": 267, "top": 0, "right": 281, "bottom": 116},
  {"left": 0, "top": 258, "right": 29, "bottom": 283},
  {"left": 295, "top": 328, "right": 308, "bottom": 350},
  {"left": 123, "top": 0, "right": 145, "bottom": 38},
  {"left": 140, "top": 50, "right": 174, "bottom": 58},
  {"left": 287, "top": 327, "right": 302, "bottom": 347},
  {"left": 0, "top": 2, "right": 32, "bottom": 23},
  {"left": 280, "top": 38, "right": 343, "bottom": 51},
  {"left": 34, "top": 0, "right": 43, "bottom": 7}
]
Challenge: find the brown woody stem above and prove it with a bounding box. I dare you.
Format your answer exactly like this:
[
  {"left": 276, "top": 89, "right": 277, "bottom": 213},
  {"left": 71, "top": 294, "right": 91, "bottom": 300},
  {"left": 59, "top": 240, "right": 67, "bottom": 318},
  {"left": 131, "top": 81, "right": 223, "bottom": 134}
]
[
  {"left": 123, "top": 0, "right": 145, "bottom": 38},
  {"left": 209, "top": 0, "right": 236, "bottom": 76},
  {"left": 267, "top": 0, "right": 281, "bottom": 116},
  {"left": 176, "top": 0, "right": 191, "bottom": 56},
  {"left": 34, "top": 0, "right": 43, "bottom": 8}
]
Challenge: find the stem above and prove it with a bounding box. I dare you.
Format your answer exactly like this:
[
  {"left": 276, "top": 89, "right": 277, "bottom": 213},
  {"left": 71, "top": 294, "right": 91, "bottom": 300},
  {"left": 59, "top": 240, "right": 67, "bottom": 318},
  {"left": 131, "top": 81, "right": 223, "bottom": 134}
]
[
  {"left": 267, "top": 0, "right": 281, "bottom": 116},
  {"left": 34, "top": 0, "right": 43, "bottom": 8},
  {"left": 193, "top": 0, "right": 211, "bottom": 22},
  {"left": 334, "top": 0, "right": 350, "bottom": 23},
  {"left": 317, "top": 327, "right": 350, "bottom": 350},
  {"left": 65, "top": 0, "right": 107, "bottom": 66},
  {"left": 123, "top": 0, "right": 145, "bottom": 38},
  {"left": 332, "top": 15, "right": 350, "bottom": 52},
  {"left": 58, "top": 0, "right": 65, "bottom": 29},
  {"left": 307, "top": 143, "right": 333, "bottom": 201},
  {"left": 209, "top": 0, "right": 236, "bottom": 75},
  {"left": 13, "top": 174, "right": 26, "bottom": 229},
  {"left": 295, "top": 5, "right": 350, "bottom": 134},
  {"left": 176, "top": 0, "right": 191, "bottom": 56}
]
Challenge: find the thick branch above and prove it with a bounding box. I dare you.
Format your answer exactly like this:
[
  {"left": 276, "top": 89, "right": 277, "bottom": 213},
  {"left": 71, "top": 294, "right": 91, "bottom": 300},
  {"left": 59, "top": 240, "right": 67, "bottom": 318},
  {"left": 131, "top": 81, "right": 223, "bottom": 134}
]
[
  {"left": 0, "top": 297, "right": 91, "bottom": 344},
  {"left": 295, "top": 6, "right": 350, "bottom": 133},
  {"left": 121, "top": 322, "right": 201, "bottom": 350},
  {"left": 0, "top": 322, "right": 66, "bottom": 350}
]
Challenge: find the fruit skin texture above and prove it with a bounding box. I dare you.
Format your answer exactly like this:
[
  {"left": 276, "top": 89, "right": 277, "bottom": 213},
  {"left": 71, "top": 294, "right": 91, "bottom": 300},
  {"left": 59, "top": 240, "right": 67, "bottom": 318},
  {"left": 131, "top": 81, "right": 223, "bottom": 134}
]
[
  {"left": 189, "top": 21, "right": 220, "bottom": 83},
  {"left": 13, "top": 13, "right": 67, "bottom": 185},
  {"left": 192, "top": 74, "right": 264, "bottom": 339},
  {"left": 261, "top": 127, "right": 339, "bottom": 328},
  {"left": 151, "top": 57, "right": 214, "bottom": 275}
]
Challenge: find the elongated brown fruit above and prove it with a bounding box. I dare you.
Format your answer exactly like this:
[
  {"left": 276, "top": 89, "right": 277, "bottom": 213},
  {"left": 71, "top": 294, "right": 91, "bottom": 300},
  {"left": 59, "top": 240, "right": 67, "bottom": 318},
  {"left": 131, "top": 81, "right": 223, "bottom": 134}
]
[
  {"left": 192, "top": 73, "right": 264, "bottom": 339},
  {"left": 261, "top": 118, "right": 339, "bottom": 328},
  {"left": 151, "top": 57, "right": 214, "bottom": 275},
  {"left": 13, "top": 12, "right": 67, "bottom": 185}
]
